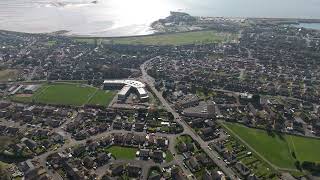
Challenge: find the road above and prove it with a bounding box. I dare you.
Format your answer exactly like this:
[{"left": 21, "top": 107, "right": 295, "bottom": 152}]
[
  {"left": 30, "top": 124, "right": 182, "bottom": 180},
  {"left": 140, "top": 58, "right": 237, "bottom": 179}
]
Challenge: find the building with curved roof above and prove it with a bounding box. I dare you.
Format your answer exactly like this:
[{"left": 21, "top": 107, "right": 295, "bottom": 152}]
[{"left": 104, "top": 79, "right": 149, "bottom": 102}]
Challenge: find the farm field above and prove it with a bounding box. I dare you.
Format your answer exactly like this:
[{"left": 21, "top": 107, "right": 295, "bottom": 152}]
[
  {"left": 12, "top": 83, "right": 115, "bottom": 107},
  {"left": 222, "top": 122, "right": 320, "bottom": 169},
  {"left": 75, "top": 30, "right": 238, "bottom": 46}
]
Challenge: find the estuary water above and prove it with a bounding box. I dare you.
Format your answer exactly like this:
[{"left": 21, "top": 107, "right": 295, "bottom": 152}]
[
  {"left": 0, "top": 0, "right": 320, "bottom": 36},
  {"left": 294, "top": 23, "right": 320, "bottom": 30}
]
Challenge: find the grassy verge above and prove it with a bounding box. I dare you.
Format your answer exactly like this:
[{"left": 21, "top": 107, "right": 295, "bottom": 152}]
[{"left": 165, "top": 150, "right": 174, "bottom": 163}]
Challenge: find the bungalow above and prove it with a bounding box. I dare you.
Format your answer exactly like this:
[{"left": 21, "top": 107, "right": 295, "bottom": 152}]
[
  {"left": 248, "top": 174, "right": 259, "bottom": 180},
  {"left": 35, "top": 129, "right": 50, "bottom": 139},
  {"left": 199, "top": 127, "right": 214, "bottom": 140},
  {"left": 64, "top": 162, "right": 84, "bottom": 180},
  {"left": 177, "top": 142, "right": 194, "bottom": 153},
  {"left": 96, "top": 152, "right": 110, "bottom": 165},
  {"left": 0, "top": 125, "right": 6, "bottom": 134},
  {"left": 149, "top": 174, "right": 161, "bottom": 180},
  {"left": 74, "top": 130, "right": 89, "bottom": 140},
  {"left": 18, "top": 160, "right": 35, "bottom": 174},
  {"left": 186, "top": 157, "right": 201, "bottom": 172},
  {"left": 21, "top": 138, "right": 37, "bottom": 150},
  {"left": 137, "top": 149, "right": 150, "bottom": 160},
  {"left": 204, "top": 119, "right": 216, "bottom": 128},
  {"left": 83, "top": 156, "right": 95, "bottom": 169},
  {"left": 88, "top": 141, "right": 100, "bottom": 151},
  {"left": 47, "top": 119, "right": 62, "bottom": 128},
  {"left": 113, "top": 133, "right": 124, "bottom": 145},
  {"left": 222, "top": 151, "right": 237, "bottom": 165},
  {"left": 8, "top": 143, "right": 24, "bottom": 153},
  {"left": 152, "top": 150, "right": 164, "bottom": 162},
  {"left": 0, "top": 110, "right": 7, "bottom": 118},
  {"left": 190, "top": 118, "right": 204, "bottom": 128},
  {"left": 195, "top": 153, "right": 212, "bottom": 166},
  {"left": 124, "top": 122, "right": 133, "bottom": 131},
  {"left": 211, "top": 142, "right": 225, "bottom": 153},
  {"left": 235, "top": 162, "right": 250, "bottom": 176},
  {"left": 171, "top": 167, "right": 186, "bottom": 180},
  {"left": 73, "top": 145, "right": 86, "bottom": 157},
  {"left": 203, "top": 169, "right": 226, "bottom": 180},
  {"left": 100, "top": 135, "right": 112, "bottom": 146},
  {"left": 212, "top": 170, "right": 226, "bottom": 180},
  {"left": 134, "top": 122, "right": 145, "bottom": 132},
  {"left": 113, "top": 121, "right": 123, "bottom": 130},
  {"left": 0, "top": 101, "right": 11, "bottom": 109},
  {"left": 133, "top": 134, "right": 146, "bottom": 145},
  {"left": 127, "top": 164, "right": 141, "bottom": 178},
  {"left": 110, "top": 164, "right": 124, "bottom": 176},
  {"left": 124, "top": 133, "right": 134, "bottom": 145},
  {"left": 6, "top": 127, "right": 19, "bottom": 136},
  {"left": 156, "top": 137, "right": 168, "bottom": 149}
]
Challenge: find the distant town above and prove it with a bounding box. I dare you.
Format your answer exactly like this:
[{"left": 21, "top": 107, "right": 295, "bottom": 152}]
[{"left": 0, "top": 12, "right": 320, "bottom": 180}]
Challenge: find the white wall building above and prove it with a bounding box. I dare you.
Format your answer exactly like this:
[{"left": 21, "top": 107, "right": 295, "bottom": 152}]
[{"left": 104, "top": 79, "right": 149, "bottom": 102}]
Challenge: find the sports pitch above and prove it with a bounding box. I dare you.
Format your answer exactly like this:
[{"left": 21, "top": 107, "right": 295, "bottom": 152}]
[
  {"left": 13, "top": 83, "right": 115, "bottom": 107},
  {"left": 223, "top": 122, "right": 320, "bottom": 169}
]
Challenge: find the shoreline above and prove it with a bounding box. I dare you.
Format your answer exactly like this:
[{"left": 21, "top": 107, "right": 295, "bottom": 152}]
[{"left": 1, "top": 16, "right": 320, "bottom": 38}]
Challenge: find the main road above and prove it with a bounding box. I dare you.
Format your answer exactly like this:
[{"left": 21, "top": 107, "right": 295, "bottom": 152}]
[{"left": 140, "top": 58, "right": 237, "bottom": 179}]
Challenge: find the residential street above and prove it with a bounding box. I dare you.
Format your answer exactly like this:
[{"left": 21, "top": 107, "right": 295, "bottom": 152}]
[{"left": 141, "top": 59, "right": 237, "bottom": 179}]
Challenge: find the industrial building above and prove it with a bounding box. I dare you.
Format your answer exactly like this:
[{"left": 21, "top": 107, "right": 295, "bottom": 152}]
[{"left": 104, "top": 80, "right": 149, "bottom": 102}]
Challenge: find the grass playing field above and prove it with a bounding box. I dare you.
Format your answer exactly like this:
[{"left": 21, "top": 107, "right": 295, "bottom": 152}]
[
  {"left": 75, "top": 30, "right": 238, "bottom": 46},
  {"left": 222, "top": 122, "right": 320, "bottom": 169},
  {"left": 87, "top": 90, "right": 116, "bottom": 106},
  {"left": 12, "top": 83, "right": 115, "bottom": 107},
  {"left": 105, "top": 146, "right": 137, "bottom": 160}
]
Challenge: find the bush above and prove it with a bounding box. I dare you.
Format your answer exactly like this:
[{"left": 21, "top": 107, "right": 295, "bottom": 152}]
[{"left": 301, "top": 161, "right": 320, "bottom": 172}]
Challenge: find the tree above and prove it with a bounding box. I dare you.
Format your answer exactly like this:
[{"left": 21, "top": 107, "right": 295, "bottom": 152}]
[
  {"left": 167, "top": 112, "right": 174, "bottom": 121},
  {"left": 295, "top": 161, "right": 301, "bottom": 171},
  {"left": 292, "top": 151, "right": 296, "bottom": 159}
]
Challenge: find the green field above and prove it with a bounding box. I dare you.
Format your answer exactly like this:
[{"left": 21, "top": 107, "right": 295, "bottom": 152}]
[
  {"left": 105, "top": 146, "right": 137, "bottom": 160},
  {"left": 87, "top": 90, "right": 116, "bottom": 106},
  {"left": 222, "top": 122, "right": 320, "bottom": 169},
  {"left": 12, "top": 83, "right": 115, "bottom": 107},
  {"left": 75, "top": 30, "right": 238, "bottom": 46}
]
